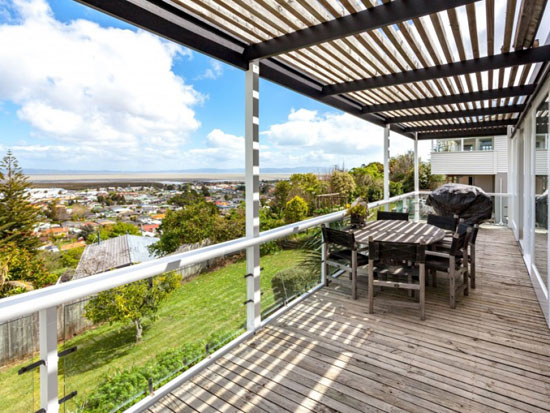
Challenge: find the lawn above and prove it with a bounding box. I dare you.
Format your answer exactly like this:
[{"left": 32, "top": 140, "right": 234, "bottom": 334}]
[{"left": 0, "top": 248, "right": 308, "bottom": 412}]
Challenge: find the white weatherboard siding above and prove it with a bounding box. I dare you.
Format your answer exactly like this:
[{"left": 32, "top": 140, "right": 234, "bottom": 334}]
[
  {"left": 535, "top": 150, "right": 548, "bottom": 175},
  {"left": 495, "top": 135, "right": 509, "bottom": 172},
  {"left": 431, "top": 136, "right": 508, "bottom": 175}
]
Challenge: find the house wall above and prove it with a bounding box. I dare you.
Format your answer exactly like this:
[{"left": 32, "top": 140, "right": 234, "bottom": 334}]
[
  {"left": 509, "top": 70, "right": 550, "bottom": 328},
  {"left": 431, "top": 136, "right": 508, "bottom": 175}
]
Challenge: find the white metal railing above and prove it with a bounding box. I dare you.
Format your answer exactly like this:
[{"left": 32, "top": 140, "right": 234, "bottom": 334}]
[{"left": 0, "top": 190, "right": 486, "bottom": 412}]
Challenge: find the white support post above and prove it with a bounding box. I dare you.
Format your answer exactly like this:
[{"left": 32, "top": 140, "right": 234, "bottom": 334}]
[
  {"left": 383, "top": 124, "right": 390, "bottom": 211},
  {"left": 245, "top": 60, "right": 261, "bottom": 332},
  {"left": 414, "top": 133, "right": 420, "bottom": 221},
  {"left": 40, "top": 307, "right": 58, "bottom": 412},
  {"left": 507, "top": 125, "right": 514, "bottom": 229}
]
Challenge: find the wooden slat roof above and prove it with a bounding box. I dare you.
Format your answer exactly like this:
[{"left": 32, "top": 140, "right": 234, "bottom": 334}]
[{"left": 78, "top": 0, "right": 550, "bottom": 140}]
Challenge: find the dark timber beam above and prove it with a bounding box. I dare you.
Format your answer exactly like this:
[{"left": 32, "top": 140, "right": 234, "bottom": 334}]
[
  {"left": 324, "top": 46, "right": 550, "bottom": 95},
  {"left": 418, "top": 128, "right": 509, "bottom": 140},
  {"left": 407, "top": 119, "right": 516, "bottom": 133},
  {"left": 75, "top": 0, "right": 413, "bottom": 138},
  {"left": 243, "top": 0, "right": 477, "bottom": 60},
  {"left": 76, "top": 0, "right": 248, "bottom": 69},
  {"left": 388, "top": 104, "right": 526, "bottom": 123},
  {"left": 362, "top": 85, "right": 535, "bottom": 113}
]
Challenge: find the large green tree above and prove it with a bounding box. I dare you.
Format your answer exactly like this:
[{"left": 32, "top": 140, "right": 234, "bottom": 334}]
[
  {"left": 152, "top": 201, "right": 217, "bottom": 254},
  {"left": 0, "top": 151, "right": 40, "bottom": 252},
  {"left": 329, "top": 170, "right": 356, "bottom": 203}
]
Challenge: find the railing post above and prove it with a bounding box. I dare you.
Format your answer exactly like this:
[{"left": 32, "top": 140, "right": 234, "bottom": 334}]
[
  {"left": 414, "top": 132, "right": 420, "bottom": 221},
  {"left": 320, "top": 224, "right": 327, "bottom": 286},
  {"left": 245, "top": 59, "right": 261, "bottom": 332},
  {"left": 40, "top": 307, "right": 58, "bottom": 412},
  {"left": 383, "top": 124, "right": 390, "bottom": 211}
]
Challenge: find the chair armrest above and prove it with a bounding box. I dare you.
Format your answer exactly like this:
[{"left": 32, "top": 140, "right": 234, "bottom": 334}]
[{"left": 426, "top": 250, "right": 450, "bottom": 258}]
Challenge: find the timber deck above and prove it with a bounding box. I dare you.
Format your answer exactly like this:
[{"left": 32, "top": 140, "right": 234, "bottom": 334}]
[{"left": 149, "top": 227, "right": 550, "bottom": 413}]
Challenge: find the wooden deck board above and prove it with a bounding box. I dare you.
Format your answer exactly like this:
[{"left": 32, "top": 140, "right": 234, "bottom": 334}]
[{"left": 152, "top": 228, "right": 550, "bottom": 412}]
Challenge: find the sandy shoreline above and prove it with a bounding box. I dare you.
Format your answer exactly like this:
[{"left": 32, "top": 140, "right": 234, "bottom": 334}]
[{"left": 28, "top": 172, "right": 291, "bottom": 183}]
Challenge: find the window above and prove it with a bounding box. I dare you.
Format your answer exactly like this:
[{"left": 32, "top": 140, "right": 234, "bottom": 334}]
[
  {"left": 433, "top": 137, "right": 494, "bottom": 152},
  {"left": 463, "top": 138, "right": 476, "bottom": 151},
  {"left": 478, "top": 138, "right": 493, "bottom": 151},
  {"left": 433, "top": 139, "right": 462, "bottom": 152}
]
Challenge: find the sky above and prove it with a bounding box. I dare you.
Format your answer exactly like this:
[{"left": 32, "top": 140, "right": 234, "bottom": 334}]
[{"left": 0, "top": 0, "right": 548, "bottom": 172}]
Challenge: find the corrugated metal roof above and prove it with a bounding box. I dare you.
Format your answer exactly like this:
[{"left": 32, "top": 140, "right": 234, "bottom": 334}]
[{"left": 74, "top": 235, "right": 159, "bottom": 279}]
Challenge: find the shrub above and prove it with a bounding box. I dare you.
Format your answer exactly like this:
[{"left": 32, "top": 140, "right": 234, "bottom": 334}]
[
  {"left": 283, "top": 196, "right": 308, "bottom": 223},
  {"left": 84, "top": 330, "right": 239, "bottom": 412}
]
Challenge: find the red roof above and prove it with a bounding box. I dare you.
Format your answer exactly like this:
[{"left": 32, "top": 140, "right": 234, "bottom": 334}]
[{"left": 142, "top": 224, "right": 160, "bottom": 232}]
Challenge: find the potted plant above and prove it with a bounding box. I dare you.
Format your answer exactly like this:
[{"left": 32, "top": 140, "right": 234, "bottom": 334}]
[{"left": 348, "top": 201, "right": 368, "bottom": 228}]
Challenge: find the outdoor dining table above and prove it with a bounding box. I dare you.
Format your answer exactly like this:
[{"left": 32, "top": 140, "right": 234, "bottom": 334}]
[{"left": 351, "top": 220, "right": 447, "bottom": 246}]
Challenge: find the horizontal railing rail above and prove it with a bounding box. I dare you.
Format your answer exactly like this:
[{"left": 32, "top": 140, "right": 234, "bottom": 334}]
[
  {"left": 0, "top": 190, "right": 425, "bottom": 412},
  {"left": 0, "top": 191, "right": 420, "bottom": 324}
]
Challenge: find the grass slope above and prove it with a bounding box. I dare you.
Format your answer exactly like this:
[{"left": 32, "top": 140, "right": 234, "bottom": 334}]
[{"left": 0, "top": 249, "right": 305, "bottom": 412}]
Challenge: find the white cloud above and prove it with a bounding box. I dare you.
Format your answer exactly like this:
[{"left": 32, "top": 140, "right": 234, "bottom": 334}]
[
  {"left": 261, "top": 109, "right": 429, "bottom": 168},
  {"left": 184, "top": 109, "right": 432, "bottom": 171},
  {"left": 195, "top": 60, "right": 223, "bottom": 80},
  {"left": 0, "top": 0, "right": 202, "bottom": 167},
  {"left": 185, "top": 129, "right": 244, "bottom": 167}
]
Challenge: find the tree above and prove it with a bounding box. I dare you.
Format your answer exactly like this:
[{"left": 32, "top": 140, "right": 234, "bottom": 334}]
[
  {"left": 390, "top": 152, "right": 414, "bottom": 183},
  {"left": 273, "top": 180, "right": 291, "bottom": 212},
  {"left": 421, "top": 162, "right": 445, "bottom": 190},
  {"left": 87, "top": 222, "right": 140, "bottom": 243},
  {"left": 0, "top": 242, "right": 53, "bottom": 298},
  {"left": 329, "top": 170, "right": 356, "bottom": 203},
  {"left": 289, "top": 173, "right": 321, "bottom": 210},
  {"left": 0, "top": 151, "right": 40, "bottom": 252},
  {"left": 151, "top": 201, "right": 218, "bottom": 255},
  {"left": 85, "top": 273, "right": 179, "bottom": 342},
  {"left": 350, "top": 164, "right": 383, "bottom": 202},
  {"left": 284, "top": 196, "right": 308, "bottom": 223}
]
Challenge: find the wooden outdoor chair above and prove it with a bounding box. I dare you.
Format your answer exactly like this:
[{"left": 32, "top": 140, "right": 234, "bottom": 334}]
[
  {"left": 377, "top": 211, "right": 409, "bottom": 221},
  {"left": 321, "top": 226, "right": 369, "bottom": 300},
  {"left": 467, "top": 224, "right": 479, "bottom": 289},
  {"left": 368, "top": 240, "right": 427, "bottom": 320},
  {"left": 427, "top": 214, "right": 459, "bottom": 232},
  {"left": 426, "top": 225, "right": 472, "bottom": 309},
  {"left": 432, "top": 222, "right": 479, "bottom": 289}
]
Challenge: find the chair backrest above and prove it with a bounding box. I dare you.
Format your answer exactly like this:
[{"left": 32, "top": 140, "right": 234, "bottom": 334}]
[
  {"left": 449, "top": 224, "right": 472, "bottom": 256},
  {"left": 427, "top": 214, "right": 458, "bottom": 232},
  {"left": 322, "top": 227, "right": 355, "bottom": 249},
  {"left": 469, "top": 224, "right": 479, "bottom": 245},
  {"left": 369, "top": 240, "right": 425, "bottom": 265},
  {"left": 377, "top": 211, "right": 409, "bottom": 221}
]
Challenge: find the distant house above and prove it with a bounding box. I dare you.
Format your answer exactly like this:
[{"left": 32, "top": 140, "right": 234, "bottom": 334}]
[
  {"left": 74, "top": 235, "right": 159, "bottom": 279},
  {"left": 41, "top": 227, "right": 69, "bottom": 238},
  {"left": 60, "top": 241, "right": 86, "bottom": 251},
  {"left": 142, "top": 224, "right": 160, "bottom": 237}
]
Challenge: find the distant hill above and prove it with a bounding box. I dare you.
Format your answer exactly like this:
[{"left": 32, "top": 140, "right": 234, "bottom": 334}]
[{"left": 24, "top": 166, "right": 328, "bottom": 174}]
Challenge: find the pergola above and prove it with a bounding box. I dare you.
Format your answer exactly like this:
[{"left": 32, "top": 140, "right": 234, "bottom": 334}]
[{"left": 75, "top": 0, "right": 550, "bottom": 336}]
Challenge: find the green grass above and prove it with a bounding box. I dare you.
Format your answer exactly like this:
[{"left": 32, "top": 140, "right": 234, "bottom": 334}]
[{"left": 0, "top": 249, "right": 306, "bottom": 412}]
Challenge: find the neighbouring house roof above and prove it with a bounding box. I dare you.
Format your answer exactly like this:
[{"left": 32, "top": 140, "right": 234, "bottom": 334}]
[
  {"left": 60, "top": 241, "right": 86, "bottom": 251},
  {"left": 142, "top": 224, "right": 160, "bottom": 232},
  {"left": 74, "top": 235, "right": 159, "bottom": 279}
]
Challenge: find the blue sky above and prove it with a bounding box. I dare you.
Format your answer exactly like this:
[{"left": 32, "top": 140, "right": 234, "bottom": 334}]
[{"left": 0, "top": 0, "right": 425, "bottom": 172}]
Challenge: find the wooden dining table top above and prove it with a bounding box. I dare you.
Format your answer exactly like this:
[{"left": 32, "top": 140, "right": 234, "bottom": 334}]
[{"left": 351, "top": 220, "right": 447, "bottom": 245}]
